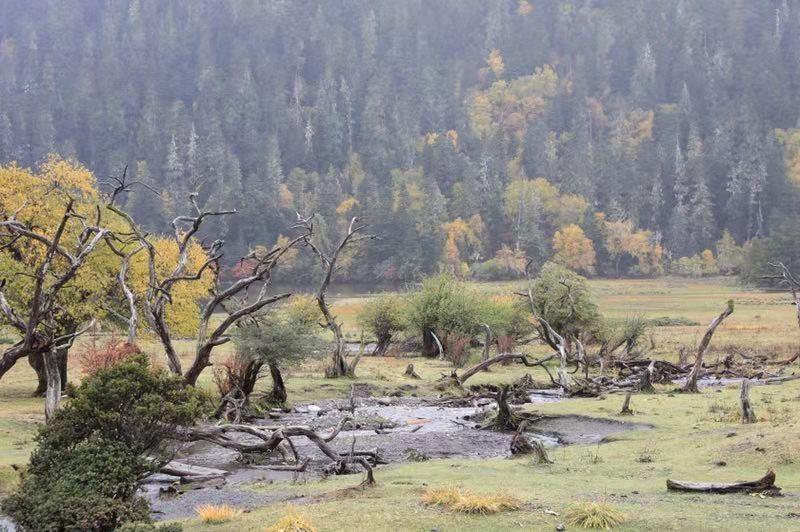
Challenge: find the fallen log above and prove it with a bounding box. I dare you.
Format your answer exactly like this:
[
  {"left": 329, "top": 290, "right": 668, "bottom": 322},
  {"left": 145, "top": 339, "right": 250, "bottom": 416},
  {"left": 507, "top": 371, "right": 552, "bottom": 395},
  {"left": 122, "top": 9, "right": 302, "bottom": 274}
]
[
  {"left": 436, "top": 352, "right": 556, "bottom": 391},
  {"left": 666, "top": 469, "right": 779, "bottom": 494},
  {"left": 160, "top": 461, "right": 228, "bottom": 482}
]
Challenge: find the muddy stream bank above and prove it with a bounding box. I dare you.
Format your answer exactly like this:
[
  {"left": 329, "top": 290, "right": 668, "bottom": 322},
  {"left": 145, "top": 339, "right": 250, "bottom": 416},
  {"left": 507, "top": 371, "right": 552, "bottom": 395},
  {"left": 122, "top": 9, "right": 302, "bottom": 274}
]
[{"left": 146, "top": 391, "right": 652, "bottom": 521}]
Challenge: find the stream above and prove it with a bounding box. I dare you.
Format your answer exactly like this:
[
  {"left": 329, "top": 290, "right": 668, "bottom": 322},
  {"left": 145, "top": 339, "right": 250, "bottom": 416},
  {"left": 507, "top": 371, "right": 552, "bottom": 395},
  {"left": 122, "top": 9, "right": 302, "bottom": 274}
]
[{"left": 146, "top": 391, "right": 651, "bottom": 520}]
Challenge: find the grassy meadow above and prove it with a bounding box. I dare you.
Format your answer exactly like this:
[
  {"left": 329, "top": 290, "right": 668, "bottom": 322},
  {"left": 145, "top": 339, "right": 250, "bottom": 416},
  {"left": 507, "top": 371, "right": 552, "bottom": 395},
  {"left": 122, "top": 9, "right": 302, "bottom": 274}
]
[{"left": 1, "top": 276, "right": 799, "bottom": 530}]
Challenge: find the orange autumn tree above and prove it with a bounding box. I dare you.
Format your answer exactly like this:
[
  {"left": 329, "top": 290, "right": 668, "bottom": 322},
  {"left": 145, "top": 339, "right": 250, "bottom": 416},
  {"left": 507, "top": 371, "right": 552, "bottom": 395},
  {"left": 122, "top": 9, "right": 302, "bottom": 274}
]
[
  {"left": 553, "top": 224, "right": 596, "bottom": 273},
  {"left": 603, "top": 218, "right": 664, "bottom": 276},
  {"left": 441, "top": 215, "right": 485, "bottom": 277}
]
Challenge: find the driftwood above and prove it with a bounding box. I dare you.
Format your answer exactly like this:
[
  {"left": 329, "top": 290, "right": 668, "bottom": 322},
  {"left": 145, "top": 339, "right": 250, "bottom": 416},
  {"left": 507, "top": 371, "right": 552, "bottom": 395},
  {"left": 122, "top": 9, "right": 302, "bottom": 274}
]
[
  {"left": 161, "top": 461, "right": 228, "bottom": 482},
  {"left": 666, "top": 469, "right": 779, "bottom": 494},
  {"left": 403, "top": 364, "right": 421, "bottom": 379},
  {"left": 684, "top": 300, "right": 735, "bottom": 392},
  {"left": 739, "top": 379, "right": 756, "bottom": 423}
]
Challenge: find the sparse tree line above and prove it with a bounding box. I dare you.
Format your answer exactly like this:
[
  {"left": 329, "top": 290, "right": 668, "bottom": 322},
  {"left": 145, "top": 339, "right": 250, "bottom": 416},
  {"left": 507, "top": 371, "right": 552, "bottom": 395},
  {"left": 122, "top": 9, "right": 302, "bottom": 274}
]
[{"left": 1, "top": 1, "right": 800, "bottom": 284}]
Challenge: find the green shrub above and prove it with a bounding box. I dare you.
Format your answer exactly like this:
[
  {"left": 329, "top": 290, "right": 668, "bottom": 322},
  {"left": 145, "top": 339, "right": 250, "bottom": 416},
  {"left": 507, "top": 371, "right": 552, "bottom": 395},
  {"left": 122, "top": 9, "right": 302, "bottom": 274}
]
[
  {"left": 646, "top": 316, "right": 699, "bottom": 327},
  {"left": 2, "top": 355, "right": 200, "bottom": 531},
  {"left": 357, "top": 295, "right": 407, "bottom": 355},
  {"left": 480, "top": 296, "right": 532, "bottom": 341},
  {"left": 406, "top": 273, "right": 484, "bottom": 356},
  {"left": 529, "top": 262, "right": 600, "bottom": 338}
]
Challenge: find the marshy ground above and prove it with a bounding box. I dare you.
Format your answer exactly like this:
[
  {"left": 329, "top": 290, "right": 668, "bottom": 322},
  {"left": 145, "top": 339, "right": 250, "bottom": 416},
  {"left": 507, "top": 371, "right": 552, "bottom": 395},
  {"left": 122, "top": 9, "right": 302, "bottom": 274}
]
[{"left": 2, "top": 276, "right": 800, "bottom": 530}]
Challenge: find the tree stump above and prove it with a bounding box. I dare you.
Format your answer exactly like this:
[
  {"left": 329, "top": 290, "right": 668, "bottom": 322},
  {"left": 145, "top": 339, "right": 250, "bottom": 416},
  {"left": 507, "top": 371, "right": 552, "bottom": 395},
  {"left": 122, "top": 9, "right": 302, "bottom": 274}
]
[
  {"left": 619, "top": 392, "right": 633, "bottom": 415},
  {"left": 639, "top": 360, "right": 655, "bottom": 393},
  {"left": 403, "top": 363, "right": 421, "bottom": 379},
  {"left": 740, "top": 379, "right": 756, "bottom": 424},
  {"left": 511, "top": 432, "right": 553, "bottom": 464}
]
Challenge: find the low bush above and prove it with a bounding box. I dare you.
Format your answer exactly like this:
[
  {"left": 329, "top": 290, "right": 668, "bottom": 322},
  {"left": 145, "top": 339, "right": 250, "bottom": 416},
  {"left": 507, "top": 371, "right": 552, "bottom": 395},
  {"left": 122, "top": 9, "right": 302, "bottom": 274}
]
[
  {"left": 195, "top": 504, "right": 242, "bottom": 524},
  {"left": 646, "top": 316, "right": 700, "bottom": 327},
  {"left": 264, "top": 506, "right": 319, "bottom": 532},
  {"left": 2, "top": 355, "right": 200, "bottom": 531},
  {"left": 406, "top": 273, "right": 485, "bottom": 356},
  {"left": 565, "top": 501, "right": 626, "bottom": 529},
  {"left": 78, "top": 335, "right": 142, "bottom": 375},
  {"left": 357, "top": 295, "right": 407, "bottom": 355},
  {"left": 421, "top": 486, "right": 521, "bottom": 515}
]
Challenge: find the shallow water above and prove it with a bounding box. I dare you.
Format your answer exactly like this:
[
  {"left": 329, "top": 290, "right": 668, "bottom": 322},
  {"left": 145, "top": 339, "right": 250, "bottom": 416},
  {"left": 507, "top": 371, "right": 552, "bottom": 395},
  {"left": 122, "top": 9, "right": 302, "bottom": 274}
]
[{"left": 146, "top": 392, "right": 650, "bottom": 520}]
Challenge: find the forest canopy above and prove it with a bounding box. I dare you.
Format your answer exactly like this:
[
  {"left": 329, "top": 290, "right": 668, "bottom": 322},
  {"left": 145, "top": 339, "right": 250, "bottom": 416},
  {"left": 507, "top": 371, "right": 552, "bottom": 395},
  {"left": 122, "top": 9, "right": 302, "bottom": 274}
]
[{"left": 0, "top": 0, "right": 799, "bottom": 281}]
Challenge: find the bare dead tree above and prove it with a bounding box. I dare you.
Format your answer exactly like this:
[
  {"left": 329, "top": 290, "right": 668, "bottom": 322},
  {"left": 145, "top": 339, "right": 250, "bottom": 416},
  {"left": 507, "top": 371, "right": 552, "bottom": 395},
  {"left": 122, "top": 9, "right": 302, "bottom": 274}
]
[
  {"left": 767, "top": 262, "right": 800, "bottom": 331},
  {"left": 0, "top": 200, "right": 108, "bottom": 419},
  {"left": 106, "top": 172, "right": 310, "bottom": 385},
  {"left": 297, "top": 216, "right": 376, "bottom": 378},
  {"left": 683, "top": 300, "right": 735, "bottom": 393}
]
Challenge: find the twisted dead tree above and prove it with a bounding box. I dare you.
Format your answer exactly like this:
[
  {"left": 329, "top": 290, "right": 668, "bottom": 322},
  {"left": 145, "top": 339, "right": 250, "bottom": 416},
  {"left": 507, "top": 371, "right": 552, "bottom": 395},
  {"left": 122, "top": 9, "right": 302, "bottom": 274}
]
[
  {"left": 0, "top": 200, "right": 108, "bottom": 419},
  {"left": 106, "top": 172, "right": 309, "bottom": 385},
  {"left": 683, "top": 300, "right": 735, "bottom": 393},
  {"left": 297, "top": 216, "right": 376, "bottom": 378},
  {"left": 173, "top": 417, "right": 380, "bottom": 484}
]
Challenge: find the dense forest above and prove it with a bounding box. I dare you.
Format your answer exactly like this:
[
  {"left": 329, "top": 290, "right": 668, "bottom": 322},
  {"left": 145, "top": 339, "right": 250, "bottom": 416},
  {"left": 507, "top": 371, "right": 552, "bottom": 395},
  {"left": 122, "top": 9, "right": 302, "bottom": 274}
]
[{"left": 1, "top": 0, "right": 799, "bottom": 283}]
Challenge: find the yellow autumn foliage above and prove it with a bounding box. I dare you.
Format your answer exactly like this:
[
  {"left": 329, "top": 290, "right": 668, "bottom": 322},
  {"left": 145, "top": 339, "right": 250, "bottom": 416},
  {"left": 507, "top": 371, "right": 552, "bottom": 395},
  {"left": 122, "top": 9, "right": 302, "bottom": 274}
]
[
  {"left": 0, "top": 156, "right": 212, "bottom": 338},
  {"left": 553, "top": 224, "right": 596, "bottom": 273}
]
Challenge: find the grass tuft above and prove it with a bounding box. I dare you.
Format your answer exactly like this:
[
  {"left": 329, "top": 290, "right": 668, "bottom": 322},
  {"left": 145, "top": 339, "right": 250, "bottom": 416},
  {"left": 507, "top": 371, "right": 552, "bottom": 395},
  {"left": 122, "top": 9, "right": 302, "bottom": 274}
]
[
  {"left": 421, "top": 485, "right": 521, "bottom": 515},
  {"left": 566, "top": 501, "right": 626, "bottom": 529},
  {"left": 195, "top": 504, "right": 242, "bottom": 524},
  {"left": 264, "top": 506, "right": 319, "bottom": 532},
  {"left": 421, "top": 485, "right": 464, "bottom": 507}
]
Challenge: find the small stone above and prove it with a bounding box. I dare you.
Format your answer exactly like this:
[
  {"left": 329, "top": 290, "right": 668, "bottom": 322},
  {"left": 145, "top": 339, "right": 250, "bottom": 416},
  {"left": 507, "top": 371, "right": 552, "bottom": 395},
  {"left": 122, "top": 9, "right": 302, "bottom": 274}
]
[
  {"left": 556, "top": 524, "right": 566, "bottom": 531},
  {"left": 307, "top": 404, "right": 321, "bottom": 413},
  {"left": 377, "top": 397, "right": 392, "bottom": 406}
]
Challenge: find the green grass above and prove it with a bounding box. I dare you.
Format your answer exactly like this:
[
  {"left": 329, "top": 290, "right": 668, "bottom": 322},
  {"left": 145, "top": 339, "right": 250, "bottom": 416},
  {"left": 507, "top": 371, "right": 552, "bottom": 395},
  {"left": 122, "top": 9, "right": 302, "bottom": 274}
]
[
  {"left": 2, "top": 276, "right": 800, "bottom": 529},
  {"left": 171, "top": 381, "right": 800, "bottom": 531}
]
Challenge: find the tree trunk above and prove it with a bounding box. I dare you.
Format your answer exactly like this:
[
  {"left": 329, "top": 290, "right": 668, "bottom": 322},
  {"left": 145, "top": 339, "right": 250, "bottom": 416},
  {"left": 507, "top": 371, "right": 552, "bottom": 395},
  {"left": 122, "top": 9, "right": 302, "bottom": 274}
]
[
  {"left": 740, "top": 379, "right": 756, "bottom": 424},
  {"left": 29, "top": 346, "right": 68, "bottom": 397},
  {"left": 684, "top": 300, "right": 734, "bottom": 393},
  {"left": 422, "top": 329, "right": 436, "bottom": 357},
  {"left": 481, "top": 323, "right": 492, "bottom": 364},
  {"left": 29, "top": 351, "right": 47, "bottom": 396},
  {"left": 43, "top": 348, "right": 61, "bottom": 421},
  {"left": 619, "top": 392, "right": 633, "bottom": 415},
  {"left": 268, "top": 361, "right": 288, "bottom": 404},
  {"left": 374, "top": 334, "right": 391, "bottom": 356},
  {"left": 0, "top": 342, "right": 28, "bottom": 381}
]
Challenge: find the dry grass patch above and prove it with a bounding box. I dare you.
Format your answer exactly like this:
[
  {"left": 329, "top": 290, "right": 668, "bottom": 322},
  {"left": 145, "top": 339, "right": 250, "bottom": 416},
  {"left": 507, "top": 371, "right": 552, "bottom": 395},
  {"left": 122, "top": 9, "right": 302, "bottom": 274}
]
[
  {"left": 566, "top": 501, "right": 626, "bottom": 529},
  {"left": 264, "top": 506, "right": 319, "bottom": 532},
  {"left": 421, "top": 485, "right": 521, "bottom": 515},
  {"left": 195, "top": 504, "right": 242, "bottom": 524}
]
